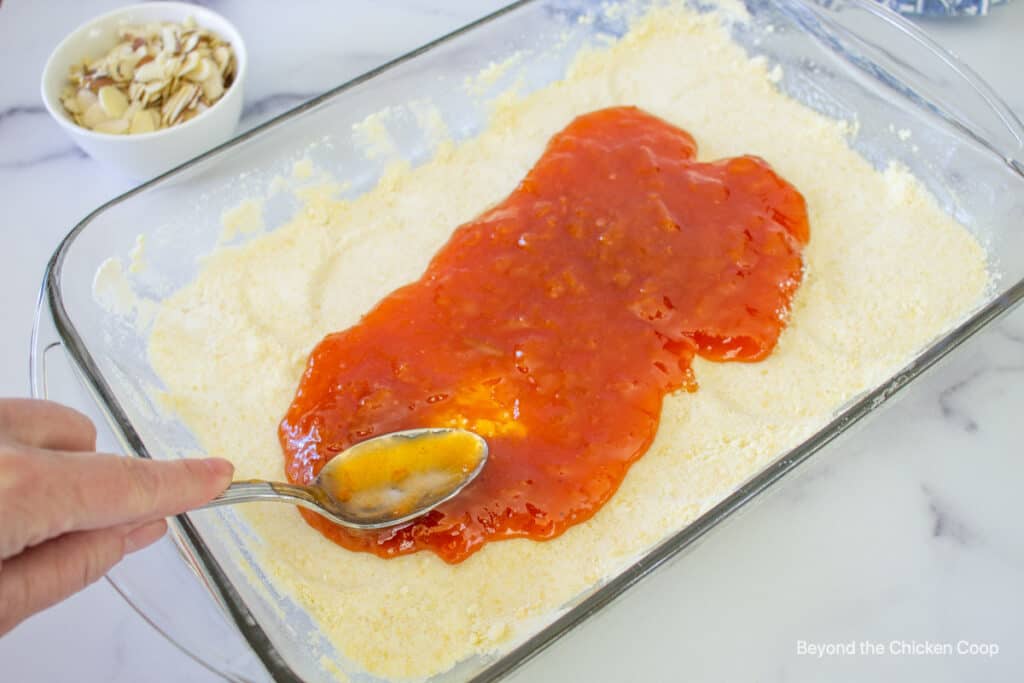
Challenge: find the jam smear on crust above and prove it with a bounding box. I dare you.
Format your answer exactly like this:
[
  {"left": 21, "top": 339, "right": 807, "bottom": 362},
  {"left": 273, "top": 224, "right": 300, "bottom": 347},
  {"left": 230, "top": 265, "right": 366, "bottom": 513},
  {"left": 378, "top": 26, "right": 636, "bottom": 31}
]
[{"left": 280, "top": 106, "right": 809, "bottom": 563}]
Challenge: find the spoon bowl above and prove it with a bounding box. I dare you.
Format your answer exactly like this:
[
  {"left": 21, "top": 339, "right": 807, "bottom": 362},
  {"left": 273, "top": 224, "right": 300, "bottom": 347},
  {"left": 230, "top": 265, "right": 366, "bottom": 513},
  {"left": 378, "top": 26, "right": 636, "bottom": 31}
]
[{"left": 199, "top": 428, "right": 488, "bottom": 529}]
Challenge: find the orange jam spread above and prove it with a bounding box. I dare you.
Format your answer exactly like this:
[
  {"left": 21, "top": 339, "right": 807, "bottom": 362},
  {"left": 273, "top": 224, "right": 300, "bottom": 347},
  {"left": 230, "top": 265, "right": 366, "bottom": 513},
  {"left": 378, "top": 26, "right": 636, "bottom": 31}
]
[
  {"left": 318, "top": 430, "right": 486, "bottom": 519},
  {"left": 280, "top": 106, "right": 809, "bottom": 563}
]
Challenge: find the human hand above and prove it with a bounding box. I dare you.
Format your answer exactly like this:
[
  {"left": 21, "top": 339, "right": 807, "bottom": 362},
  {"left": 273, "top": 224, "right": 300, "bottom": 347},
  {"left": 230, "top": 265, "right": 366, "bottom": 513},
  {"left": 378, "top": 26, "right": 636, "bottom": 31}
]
[{"left": 0, "top": 399, "right": 233, "bottom": 635}]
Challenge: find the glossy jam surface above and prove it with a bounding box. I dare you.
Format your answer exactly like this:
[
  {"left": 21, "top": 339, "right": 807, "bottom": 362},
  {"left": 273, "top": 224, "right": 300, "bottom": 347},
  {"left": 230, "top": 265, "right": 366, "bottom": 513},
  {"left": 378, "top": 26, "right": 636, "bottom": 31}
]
[{"left": 280, "top": 106, "right": 809, "bottom": 563}]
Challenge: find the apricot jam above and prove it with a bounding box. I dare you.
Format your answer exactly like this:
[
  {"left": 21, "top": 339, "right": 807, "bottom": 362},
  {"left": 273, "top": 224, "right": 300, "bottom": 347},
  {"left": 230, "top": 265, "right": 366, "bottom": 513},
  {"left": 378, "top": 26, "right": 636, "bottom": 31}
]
[
  {"left": 318, "top": 430, "right": 486, "bottom": 520},
  {"left": 280, "top": 107, "right": 809, "bottom": 563}
]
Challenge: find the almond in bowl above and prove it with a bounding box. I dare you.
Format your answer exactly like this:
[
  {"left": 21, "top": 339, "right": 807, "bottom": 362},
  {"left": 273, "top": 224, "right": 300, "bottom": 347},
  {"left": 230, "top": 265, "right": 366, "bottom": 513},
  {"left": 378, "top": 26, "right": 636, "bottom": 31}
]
[
  {"left": 41, "top": 2, "right": 247, "bottom": 178},
  {"left": 61, "top": 17, "right": 237, "bottom": 136}
]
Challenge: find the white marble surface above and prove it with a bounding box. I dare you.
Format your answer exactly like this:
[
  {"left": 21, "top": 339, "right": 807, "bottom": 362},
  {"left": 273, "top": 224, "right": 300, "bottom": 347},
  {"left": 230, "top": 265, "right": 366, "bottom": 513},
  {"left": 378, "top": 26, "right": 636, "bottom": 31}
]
[{"left": 0, "top": 1, "right": 1022, "bottom": 681}]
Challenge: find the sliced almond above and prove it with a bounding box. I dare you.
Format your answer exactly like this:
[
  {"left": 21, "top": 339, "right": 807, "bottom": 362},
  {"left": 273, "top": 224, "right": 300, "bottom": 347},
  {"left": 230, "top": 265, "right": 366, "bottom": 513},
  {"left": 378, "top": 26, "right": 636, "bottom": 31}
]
[
  {"left": 185, "top": 56, "right": 214, "bottom": 83},
  {"left": 82, "top": 102, "right": 110, "bottom": 129},
  {"left": 84, "top": 74, "right": 115, "bottom": 92},
  {"left": 161, "top": 82, "right": 198, "bottom": 125},
  {"left": 113, "top": 60, "right": 136, "bottom": 82},
  {"left": 182, "top": 31, "right": 200, "bottom": 54},
  {"left": 76, "top": 88, "right": 99, "bottom": 115},
  {"left": 98, "top": 85, "right": 129, "bottom": 118},
  {"left": 141, "top": 79, "right": 168, "bottom": 107},
  {"left": 213, "top": 45, "right": 231, "bottom": 71},
  {"left": 161, "top": 25, "right": 179, "bottom": 54},
  {"left": 200, "top": 72, "right": 224, "bottom": 102},
  {"left": 129, "top": 108, "right": 158, "bottom": 134},
  {"left": 159, "top": 54, "right": 183, "bottom": 79},
  {"left": 122, "top": 100, "right": 141, "bottom": 121},
  {"left": 178, "top": 50, "right": 200, "bottom": 78},
  {"left": 61, "top": 92, "right": 81, "bottom": 115},
  {"left": 134, "top": 60, "right": 164, "bottom": 82},
  {"left": 94, "top": 118, "right": 130, "bottom": 135},
  {"left": 143, "top": 79, "right": 167, "bottom": 95}
]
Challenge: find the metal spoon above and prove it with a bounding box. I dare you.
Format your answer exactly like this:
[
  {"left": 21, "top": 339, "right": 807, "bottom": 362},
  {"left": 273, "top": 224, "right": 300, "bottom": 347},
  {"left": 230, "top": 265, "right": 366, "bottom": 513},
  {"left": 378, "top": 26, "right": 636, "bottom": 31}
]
[{"left": 199, "top": 428, "right": 488, "bottom": 529}]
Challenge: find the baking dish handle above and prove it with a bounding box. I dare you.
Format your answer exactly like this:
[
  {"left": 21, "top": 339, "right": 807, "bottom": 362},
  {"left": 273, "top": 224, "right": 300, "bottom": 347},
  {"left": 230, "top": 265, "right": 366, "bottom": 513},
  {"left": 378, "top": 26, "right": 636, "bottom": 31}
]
[
  {"left": 906, "top": 25, "right": 1024, "bottom": 167},
  {"left": 29, "top": 293, "right": 62, "bottom": 401},
  {"left": 30, "top": 294, "right": 269, "bottom": 682},
  {"left": 797, "top": 0, "right": 1024, "bottom": 170}
]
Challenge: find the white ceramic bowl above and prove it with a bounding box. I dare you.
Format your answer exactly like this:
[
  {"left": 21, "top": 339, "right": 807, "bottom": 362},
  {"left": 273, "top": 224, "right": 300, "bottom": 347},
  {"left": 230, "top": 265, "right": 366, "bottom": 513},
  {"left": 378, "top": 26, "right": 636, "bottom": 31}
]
[{"left": 41, "top": 2, "right": 247, "bottom": 179}]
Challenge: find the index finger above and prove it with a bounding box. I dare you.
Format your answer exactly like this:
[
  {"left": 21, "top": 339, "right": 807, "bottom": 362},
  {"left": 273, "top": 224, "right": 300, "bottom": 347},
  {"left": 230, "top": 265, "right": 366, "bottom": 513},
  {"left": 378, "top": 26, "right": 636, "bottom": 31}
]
[
  {"left": 0, "top": 400, "right": 96, "bottom": 452},
  {"left": 1, "top": 450, "right": 233, "bottom": 557}
]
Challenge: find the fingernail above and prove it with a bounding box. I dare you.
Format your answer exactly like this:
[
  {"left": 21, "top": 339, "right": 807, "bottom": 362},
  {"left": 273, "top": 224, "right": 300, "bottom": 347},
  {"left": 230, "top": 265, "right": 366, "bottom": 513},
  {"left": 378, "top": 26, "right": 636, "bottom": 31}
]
[
  {"left": 125, "top": 519, "right": 168, "bottom": 554},
  {"left": 201, "top": 457, "right": 234, "bottom": 479}
]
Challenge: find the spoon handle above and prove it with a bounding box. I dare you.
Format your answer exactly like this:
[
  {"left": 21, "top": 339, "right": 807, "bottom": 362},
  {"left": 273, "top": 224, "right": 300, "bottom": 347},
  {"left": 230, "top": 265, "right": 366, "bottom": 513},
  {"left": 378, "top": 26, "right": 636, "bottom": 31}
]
[{"left": 200, "top": 479, "right": 323, "bottom": 510}]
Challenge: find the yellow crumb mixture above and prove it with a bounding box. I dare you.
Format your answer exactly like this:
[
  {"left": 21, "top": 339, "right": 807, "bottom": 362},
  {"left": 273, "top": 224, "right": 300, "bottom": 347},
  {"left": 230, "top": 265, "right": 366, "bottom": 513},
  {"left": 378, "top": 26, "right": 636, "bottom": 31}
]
[{"left": 146, "top": 4, "right": 988, "bottom": 679}]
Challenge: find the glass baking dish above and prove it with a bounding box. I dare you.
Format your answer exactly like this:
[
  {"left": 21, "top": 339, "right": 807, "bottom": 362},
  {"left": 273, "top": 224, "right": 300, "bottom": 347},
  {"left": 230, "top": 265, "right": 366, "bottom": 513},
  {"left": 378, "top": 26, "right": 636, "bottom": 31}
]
[{"left": 30, "top": 0, "right": 1024, "bottom": 680}]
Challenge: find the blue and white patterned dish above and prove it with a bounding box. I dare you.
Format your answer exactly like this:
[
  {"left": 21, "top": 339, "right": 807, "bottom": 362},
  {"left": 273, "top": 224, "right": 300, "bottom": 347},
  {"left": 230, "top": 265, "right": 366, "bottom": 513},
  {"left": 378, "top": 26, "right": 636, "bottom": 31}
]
[{"left": 878, "top": 0, "right": 1006, "bottom": 16}]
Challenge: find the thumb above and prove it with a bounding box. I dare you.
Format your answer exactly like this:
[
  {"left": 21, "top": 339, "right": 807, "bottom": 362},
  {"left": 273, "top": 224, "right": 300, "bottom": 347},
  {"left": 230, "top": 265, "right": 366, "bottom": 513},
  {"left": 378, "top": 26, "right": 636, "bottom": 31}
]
[{"left": 0, "top": 519, "right": 167, "bottom": 636}]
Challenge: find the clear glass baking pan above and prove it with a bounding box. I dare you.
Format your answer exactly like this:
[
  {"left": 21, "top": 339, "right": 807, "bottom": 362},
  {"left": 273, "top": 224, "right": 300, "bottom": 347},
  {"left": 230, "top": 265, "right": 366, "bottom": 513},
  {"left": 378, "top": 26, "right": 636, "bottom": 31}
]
[{"left": 30, "top": 0, "right": 1024, "bottom": 680}]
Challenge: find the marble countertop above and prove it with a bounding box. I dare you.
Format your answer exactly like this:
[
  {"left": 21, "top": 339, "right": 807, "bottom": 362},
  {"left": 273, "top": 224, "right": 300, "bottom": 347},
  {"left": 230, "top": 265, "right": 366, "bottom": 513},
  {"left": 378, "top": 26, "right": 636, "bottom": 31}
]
[{"left": 1, "top": 1, "right": 1021, "bottom": 681}]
